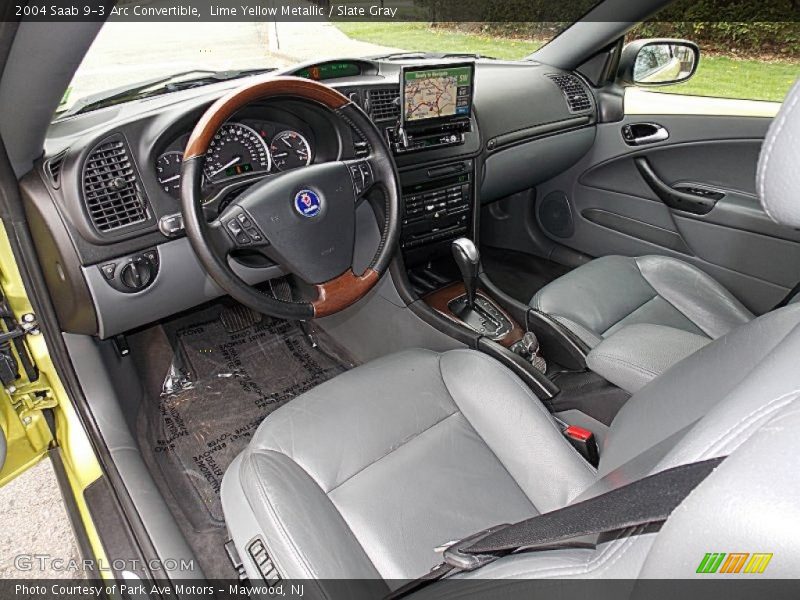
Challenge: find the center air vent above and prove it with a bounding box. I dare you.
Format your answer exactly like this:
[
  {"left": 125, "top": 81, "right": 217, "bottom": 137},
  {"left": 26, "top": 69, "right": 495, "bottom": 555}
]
[
  {"left": 368, "top": 87, "right": 400, "bottom": 122},
  {"left": 82, "top": 135, "right": 149, "bottom": 233},
  {"left": 547, "top": 74, "right": 592, "bottom": 113}
]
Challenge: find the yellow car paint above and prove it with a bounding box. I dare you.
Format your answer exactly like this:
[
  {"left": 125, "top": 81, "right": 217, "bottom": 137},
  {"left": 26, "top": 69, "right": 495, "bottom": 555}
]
[{"left": 0, "top": 220, "right": 107, "bottom": 572}]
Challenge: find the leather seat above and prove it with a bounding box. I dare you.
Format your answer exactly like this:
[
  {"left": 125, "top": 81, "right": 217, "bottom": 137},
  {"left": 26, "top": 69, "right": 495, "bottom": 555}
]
[
  {"left": 222, "top": 349, "right": 596, "bottom": 582},
  {"left": 223, "top": 308, "right": 800, "bottom": 588},
  {"left": 221, "top": 80, "right": 800, "bottom": 591},
  {"left": 530, "top": 254, "right": 755, "bottom": 349}
]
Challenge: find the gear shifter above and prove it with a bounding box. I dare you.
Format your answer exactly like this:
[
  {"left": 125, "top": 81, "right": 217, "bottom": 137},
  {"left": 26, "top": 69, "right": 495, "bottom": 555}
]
[
  {"left": 446, "top": 237, "right": 514, "bottom": 341},
  {"left": 451, "top": 238, "right": 480, "bottom": 310}
]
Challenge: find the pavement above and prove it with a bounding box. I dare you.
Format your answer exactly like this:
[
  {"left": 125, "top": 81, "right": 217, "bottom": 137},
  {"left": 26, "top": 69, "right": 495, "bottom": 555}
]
[{"left": 0, "top": 458, "right": 84, "bottom": 579}]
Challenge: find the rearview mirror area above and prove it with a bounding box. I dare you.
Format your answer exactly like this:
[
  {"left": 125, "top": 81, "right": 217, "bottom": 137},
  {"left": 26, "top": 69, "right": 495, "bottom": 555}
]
[{"left": 619, "top": 39, "right": 700, "bottom": 86}]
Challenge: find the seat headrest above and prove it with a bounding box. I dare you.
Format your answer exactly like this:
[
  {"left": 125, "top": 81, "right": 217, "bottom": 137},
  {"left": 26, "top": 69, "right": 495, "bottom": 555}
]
[{"left": 757, "top": 78, "right": 800, "bottom": 227}]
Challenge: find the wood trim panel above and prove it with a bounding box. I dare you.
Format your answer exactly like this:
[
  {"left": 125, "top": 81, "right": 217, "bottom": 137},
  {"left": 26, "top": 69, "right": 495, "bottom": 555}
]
[
  {"left": 424, "top": 283, "right": 524, "bottom": 347},
  {"left": 184, "top": 76, "right": 350, "bottom": 159},
  {"left": 313, "top": 268, "right": 380, "bottom": 318}
]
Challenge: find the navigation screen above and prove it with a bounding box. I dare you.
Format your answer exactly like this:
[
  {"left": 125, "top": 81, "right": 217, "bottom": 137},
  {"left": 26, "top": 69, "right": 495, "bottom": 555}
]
[{"left": 402, "top": 64, "right": 474, "bottom": 124}]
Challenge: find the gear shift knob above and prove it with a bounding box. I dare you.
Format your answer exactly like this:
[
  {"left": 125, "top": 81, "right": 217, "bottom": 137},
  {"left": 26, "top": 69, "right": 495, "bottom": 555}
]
[{"left": 451, "top": 238, "right": 480, "bottom": 309}]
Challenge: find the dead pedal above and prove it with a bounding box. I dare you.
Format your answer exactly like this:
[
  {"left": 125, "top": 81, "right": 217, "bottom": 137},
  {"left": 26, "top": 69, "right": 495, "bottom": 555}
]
[{"left": 220, "top": 305, "right": 262, "bottom": 333}]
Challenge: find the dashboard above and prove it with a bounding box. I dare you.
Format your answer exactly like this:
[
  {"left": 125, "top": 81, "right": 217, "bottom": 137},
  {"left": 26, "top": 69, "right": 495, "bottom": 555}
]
[
  {"left": 27, "top": 57, "right": 598, "bottom": 339},
  {"left": 151, "top": 105, "right": 338, "bottom": 217}
]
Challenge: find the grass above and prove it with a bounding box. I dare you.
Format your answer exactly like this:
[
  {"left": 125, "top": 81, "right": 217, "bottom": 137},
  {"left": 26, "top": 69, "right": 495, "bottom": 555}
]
[
  {"left": 661, "top": 55, "right": 799, "bottom": 103},
  {"left": 336, "top": 22, "right": 798, "bottom": 103},
  {"left": 336, "top": 22, "right": 544, "bottom": 60}
]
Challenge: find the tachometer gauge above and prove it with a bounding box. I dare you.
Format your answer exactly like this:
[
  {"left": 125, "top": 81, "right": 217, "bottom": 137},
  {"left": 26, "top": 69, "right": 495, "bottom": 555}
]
[
  {"left": 204, "top": 122, "right": 271, "bottom": 182},
  {"left": 155, "top": 151, "right": 183, "bottom": 198},
  {"left": 270, "top": 130, "right": 312, "bottom": 171}
]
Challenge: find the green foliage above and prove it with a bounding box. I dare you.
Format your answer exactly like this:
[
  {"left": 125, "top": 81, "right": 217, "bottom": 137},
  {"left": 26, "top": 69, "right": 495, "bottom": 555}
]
[{"left": 633, "top": 0, "right": 800, "bottom": 55}]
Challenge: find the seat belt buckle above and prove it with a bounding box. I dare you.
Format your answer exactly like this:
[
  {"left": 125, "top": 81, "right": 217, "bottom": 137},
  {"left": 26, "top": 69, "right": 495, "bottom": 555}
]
[
  {"left": 563, "top": 425, "right": 599, "bottom": 467},
  {"left": 438, "top": 524, "right": 509, "bottom": 572}
]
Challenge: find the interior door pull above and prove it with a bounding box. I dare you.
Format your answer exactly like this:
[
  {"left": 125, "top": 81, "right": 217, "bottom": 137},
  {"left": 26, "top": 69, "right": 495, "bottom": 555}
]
[
  {"left": 634, "top": 157, "right": 718, "bottom": 215},
  {"left": 622, "top": 123, "right": 669, "bottom": 146}
]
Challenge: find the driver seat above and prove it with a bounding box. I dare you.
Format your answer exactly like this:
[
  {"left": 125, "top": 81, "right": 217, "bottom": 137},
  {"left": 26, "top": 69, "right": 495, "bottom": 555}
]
[{"left": 220, "top": 81, "right": 800, "bottom": 590}]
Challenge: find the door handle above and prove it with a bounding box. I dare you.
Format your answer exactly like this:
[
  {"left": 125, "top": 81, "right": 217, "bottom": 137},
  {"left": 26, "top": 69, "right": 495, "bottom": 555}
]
[
  {"left": 634, "top": 157, "right": 718, "bottom": 215},
  {"left": 622, "top": 123, "right": 669, "bottom": 146}
]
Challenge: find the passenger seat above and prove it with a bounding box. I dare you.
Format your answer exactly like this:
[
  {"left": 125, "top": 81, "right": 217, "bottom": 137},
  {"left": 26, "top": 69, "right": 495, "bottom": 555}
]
[
  {"left": 530, "top": 254, "right": 755, "bottom": 349},
  {"left": 530, "top": 78, "right": 800, "bottom": 391}
]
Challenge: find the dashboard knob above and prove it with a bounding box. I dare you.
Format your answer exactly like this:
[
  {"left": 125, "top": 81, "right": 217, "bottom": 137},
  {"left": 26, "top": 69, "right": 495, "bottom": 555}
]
[{"left": 119, "top": 258, "right": 153, "bottom": 290}]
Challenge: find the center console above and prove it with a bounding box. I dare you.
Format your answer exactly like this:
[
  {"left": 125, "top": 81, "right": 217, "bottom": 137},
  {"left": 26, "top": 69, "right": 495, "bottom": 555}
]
[
  {"left": 399, "top": 160, "right": 473, "bottom": 262},
  {"left": 388, "top": 64, "right": 553, "bottom": 393}
]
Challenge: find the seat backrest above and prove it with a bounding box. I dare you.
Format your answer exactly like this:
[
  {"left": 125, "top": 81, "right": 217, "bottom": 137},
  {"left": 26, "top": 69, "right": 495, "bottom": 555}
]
[{"left": 598, "top": 304, "right": 800, "bottom": 478}]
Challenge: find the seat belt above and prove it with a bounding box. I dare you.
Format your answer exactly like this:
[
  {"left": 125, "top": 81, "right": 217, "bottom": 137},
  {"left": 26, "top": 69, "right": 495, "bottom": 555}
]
[
  {"left": 387, "top": 456, "right": 725, "bottom": 600},
  {"left": 773, "top": 280, "right": 800, "bottom": 309}
]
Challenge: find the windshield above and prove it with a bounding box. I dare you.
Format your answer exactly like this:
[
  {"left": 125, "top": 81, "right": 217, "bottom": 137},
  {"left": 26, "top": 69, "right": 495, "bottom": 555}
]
[{"left": 60, "top": 21, "right": 569, "bottom": 115}]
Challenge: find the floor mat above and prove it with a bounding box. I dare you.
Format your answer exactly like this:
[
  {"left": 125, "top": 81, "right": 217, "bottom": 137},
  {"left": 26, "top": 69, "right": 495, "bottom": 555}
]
[
  {"left": 143, "top": 305, "right": 354, "bottom": 530},
  {"left": 481, "top": 246, "right": 572, "bottom": 304}
]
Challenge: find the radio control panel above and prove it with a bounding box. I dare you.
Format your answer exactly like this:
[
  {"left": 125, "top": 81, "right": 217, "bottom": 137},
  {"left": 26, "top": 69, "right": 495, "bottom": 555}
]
[{"left": 400, "top": 160, "right": 473, "bottom": 262}]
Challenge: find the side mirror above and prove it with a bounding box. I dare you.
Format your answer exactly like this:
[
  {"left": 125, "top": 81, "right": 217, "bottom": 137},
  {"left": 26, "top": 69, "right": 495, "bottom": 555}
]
[{"left": 619, "top": 39, "right": 699, "bottom": 86}]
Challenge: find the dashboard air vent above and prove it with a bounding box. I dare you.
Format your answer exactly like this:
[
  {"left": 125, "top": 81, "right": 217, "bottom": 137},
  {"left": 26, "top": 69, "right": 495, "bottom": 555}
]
[
  {"left": 82, "top": 135, "right": 148, "bottom": 233},
  {"left": 547, "top": 74, "right": 592, "bottom": 113},
  {"left": 368, "top": 87, "right": 400, "bottom": 122},
  {"left": 44, "top": 151, "right": 67, "bottom": 189}
]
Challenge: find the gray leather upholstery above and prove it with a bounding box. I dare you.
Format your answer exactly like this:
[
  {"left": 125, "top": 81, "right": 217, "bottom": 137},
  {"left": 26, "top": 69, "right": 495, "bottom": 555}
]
[
  {"left": 531, "top": 254, "right": 753, "bottom": 348},
  {"left": 223, "top": 306, "right": 800, "bottom": 587},
  {"left": 758, "top": 78, "right": 800, "bottom": 228},
  {"left": 586, "top": 324, "right": 710, "bottom": 394},
  {"left": 222, "top": 349, "right": 595, "bottom": 585}
]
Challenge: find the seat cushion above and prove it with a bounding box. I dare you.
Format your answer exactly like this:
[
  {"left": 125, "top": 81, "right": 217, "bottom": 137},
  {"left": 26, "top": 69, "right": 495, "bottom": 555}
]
[
  {"left": 530, "top": 255, "right": 754, "bottom": 348},
  {"left": 221, "top": 348, "right": 595, "bottom": 584}
]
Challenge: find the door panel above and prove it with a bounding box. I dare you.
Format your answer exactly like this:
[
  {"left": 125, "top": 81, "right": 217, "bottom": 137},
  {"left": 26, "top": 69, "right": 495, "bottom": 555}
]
[{"left": 534, "top": 113, "right": 794, "bottom": 313}]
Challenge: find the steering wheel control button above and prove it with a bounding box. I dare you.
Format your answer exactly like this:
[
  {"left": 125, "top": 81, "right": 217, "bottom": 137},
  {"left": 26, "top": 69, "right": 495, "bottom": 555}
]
[
  {"left": 226, "top": 219, "right": 251, "bottom": 245},
  {"left": 223, "top": 210, "right": 268, "bottom": 247},
  {"left": 359, "top": 162, "right": 373, "bottom": 190},
  {"left": 294, "top": 189, "right": 322, "bottom": 218},
  {"left": 349, "top": 164, "right": 365, "bottom": 194}
]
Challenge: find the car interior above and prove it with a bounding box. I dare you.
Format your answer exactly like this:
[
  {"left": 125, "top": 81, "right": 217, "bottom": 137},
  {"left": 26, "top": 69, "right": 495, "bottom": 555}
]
[{"left": 1, "top": 0, "right": 799, "bottom": 593}]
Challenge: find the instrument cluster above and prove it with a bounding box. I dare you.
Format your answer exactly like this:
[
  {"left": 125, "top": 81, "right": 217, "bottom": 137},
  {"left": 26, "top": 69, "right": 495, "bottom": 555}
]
[{"left": 155, "top": 118, "right": 314, "bottom": 201}]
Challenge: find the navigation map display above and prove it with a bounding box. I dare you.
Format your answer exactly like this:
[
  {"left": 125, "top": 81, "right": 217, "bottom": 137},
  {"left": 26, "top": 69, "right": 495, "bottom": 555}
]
[{"left": 402, "top": 63, "right": 474, "bottom": 126}]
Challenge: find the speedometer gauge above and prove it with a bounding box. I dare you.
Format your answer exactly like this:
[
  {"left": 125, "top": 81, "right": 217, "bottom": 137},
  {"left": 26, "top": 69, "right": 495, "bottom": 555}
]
[
  {"left": 204, "top": 122, "right": 271, "bottom": 182},
  {"left": 270, "top": 130, "right": 312, "bottom": 171}
]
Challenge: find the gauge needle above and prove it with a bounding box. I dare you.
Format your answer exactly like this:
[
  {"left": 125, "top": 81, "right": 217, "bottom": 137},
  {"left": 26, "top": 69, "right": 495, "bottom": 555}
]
[
  {"left": 208, "top": 156, "right": 241, "bottom": 178},
  {"left": 160, "top": 174, "right": 181, "bottom": 183}
]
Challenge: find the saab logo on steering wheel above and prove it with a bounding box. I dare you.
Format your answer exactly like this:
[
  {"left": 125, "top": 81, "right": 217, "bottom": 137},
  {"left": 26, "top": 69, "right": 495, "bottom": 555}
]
[{"left": 294, "top": 190, "right": 322, "bottom": 218}]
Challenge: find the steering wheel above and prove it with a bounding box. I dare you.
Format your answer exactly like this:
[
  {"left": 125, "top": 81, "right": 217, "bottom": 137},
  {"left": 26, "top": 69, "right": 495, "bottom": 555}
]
[{"left": 180, "top": 77, "right": 401, "bottom": 320}]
